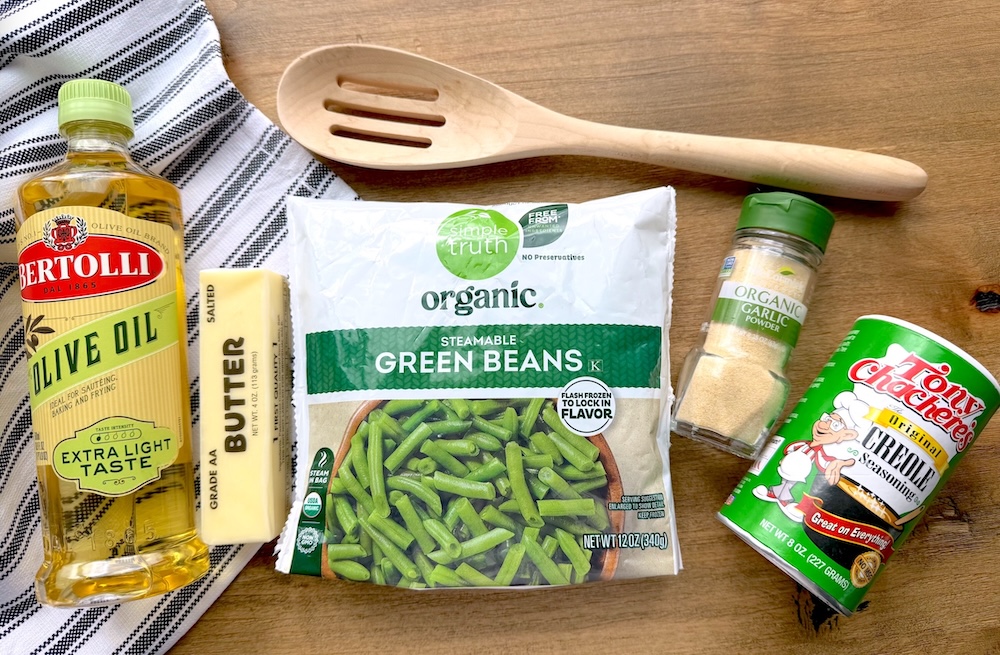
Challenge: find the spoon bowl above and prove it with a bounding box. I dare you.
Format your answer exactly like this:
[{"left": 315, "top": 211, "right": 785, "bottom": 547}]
[
  {"left": 279, "top": 44, "right": 523, "bottom": 169},
  {"left": 277, "top": 44, "right": 927, "bottom": 201}
]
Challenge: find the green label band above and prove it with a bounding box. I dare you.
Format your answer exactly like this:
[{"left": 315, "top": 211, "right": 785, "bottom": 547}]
[
  {"left": 711, "top": 282, "right": 805, "bottom": 347},
  {"left": 290, "top": 447, "right": 336, "bottom": 575},
  {"left": 29, "top": 293, "right": 180, "bottom": 409},
  {"left": 305, "top": 323, "right": 661, "bottom": 394}
]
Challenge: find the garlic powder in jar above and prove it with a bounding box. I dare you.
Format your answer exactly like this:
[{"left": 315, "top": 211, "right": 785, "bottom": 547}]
[{"left": 672, "top": 192, "right": 835, "bottom": 458}]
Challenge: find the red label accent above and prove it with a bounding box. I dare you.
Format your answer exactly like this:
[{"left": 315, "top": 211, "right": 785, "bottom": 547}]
[
  {"left": 848, "top": 352, "right": 985, "bottom": 451},
  {"left": 19, "top": 234, "right": 165, "bottom": 302},
  {"left": 799, "top": 494, "right": 896, "bottom": 561}
]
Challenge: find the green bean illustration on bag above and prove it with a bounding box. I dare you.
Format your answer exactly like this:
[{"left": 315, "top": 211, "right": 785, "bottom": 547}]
[{"left": 319, "top": 398, "right": 621, "bottom": 586}]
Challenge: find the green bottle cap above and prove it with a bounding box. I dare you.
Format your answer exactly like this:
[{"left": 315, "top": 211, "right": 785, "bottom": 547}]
[
  {"left": 736, "top": 192, "right": 835, "bottom": 252},
  {"left": 57, "top": 79, "right": 135, "bottom": 137}
]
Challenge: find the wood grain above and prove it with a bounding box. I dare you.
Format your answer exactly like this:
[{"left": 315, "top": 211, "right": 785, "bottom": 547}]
[{"left": 174, "top": 1, "right": 1000, "bottom": 653}]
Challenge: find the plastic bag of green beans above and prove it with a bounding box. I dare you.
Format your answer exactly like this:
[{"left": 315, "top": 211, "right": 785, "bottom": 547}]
[{"left": 276, "top": 187, "right": 681, "bottom": 585}]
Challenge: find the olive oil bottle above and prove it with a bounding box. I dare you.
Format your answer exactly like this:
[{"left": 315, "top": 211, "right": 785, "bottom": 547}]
[{"left": 15, "top": 79, "right": 209, "bottom": 606}]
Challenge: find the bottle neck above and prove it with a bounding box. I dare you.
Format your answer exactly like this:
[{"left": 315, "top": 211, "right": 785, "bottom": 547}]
[
  {"left": 733, "top": 227, "right": 825, "bottom": 269},
  {"left": 62, "top": 120, "right": 132, "bottom": 155}
]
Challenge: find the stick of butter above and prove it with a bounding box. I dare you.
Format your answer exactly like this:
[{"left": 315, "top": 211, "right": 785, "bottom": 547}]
[{"left": 198, "top": 268, "right": 291, "bottom": 545}]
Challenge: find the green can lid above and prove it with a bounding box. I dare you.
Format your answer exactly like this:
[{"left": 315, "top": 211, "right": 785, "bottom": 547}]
[
  {"left": 57, "top": 79, "right": 135, "bottom": 137},
  {"left": 736, "top": 192, "right": 835, "bottom": 252}
]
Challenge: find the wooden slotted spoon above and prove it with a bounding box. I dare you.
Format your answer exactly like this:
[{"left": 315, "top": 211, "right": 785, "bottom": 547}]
[{"left": 276, "top": 44, "right": 927, "bottom": 201}]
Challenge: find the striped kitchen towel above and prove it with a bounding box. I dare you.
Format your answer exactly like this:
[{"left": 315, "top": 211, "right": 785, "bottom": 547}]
[{"left": 0, "top": 0, "right": 356, "bottom": 653}]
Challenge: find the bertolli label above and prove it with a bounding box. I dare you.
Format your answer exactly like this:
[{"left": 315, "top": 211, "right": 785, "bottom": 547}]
[{"left": 18, "top": 206, "right": 184, "bottom": 497}]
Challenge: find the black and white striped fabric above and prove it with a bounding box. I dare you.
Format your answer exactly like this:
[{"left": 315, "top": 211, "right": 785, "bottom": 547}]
[{"left": 0, "top": 0, "right": 356, "bottom": 652}]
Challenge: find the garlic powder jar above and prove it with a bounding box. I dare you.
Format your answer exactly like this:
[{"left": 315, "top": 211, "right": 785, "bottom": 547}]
[{"left": 672, "top": 192, "right": 835, "bottom": 458}]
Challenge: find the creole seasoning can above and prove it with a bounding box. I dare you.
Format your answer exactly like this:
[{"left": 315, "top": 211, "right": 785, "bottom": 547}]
[{"left": 718, "top": 315, "right": 1000, "bottom": 614}]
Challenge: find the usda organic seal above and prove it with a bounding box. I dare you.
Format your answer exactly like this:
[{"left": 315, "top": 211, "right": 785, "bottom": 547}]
[{"left": 302, "top": 492, "right": 323, "bottom": 519}]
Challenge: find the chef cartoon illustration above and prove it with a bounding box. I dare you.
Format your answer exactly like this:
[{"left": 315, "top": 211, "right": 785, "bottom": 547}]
[{"left": 753, "top": 391, "right": 870, "bottom": 522}]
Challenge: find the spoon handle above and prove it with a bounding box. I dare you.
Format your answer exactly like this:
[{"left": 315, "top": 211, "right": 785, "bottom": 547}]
[{"left": 539, "top": 113, "right": 927, "bottom": 201}]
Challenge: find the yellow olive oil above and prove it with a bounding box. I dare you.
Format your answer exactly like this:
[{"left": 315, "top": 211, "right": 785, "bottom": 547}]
[{"left": 15, "top": 79, "right": 208, "bottom": 607}]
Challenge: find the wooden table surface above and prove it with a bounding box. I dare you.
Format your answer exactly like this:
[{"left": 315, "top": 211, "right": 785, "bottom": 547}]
[{"left": 174, "top": 1, "right": 1000, "bottom": 653}]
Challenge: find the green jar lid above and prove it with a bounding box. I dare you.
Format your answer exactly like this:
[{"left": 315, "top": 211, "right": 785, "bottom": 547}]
[
  {"left": 57, "top": 79, "right": 135, "bottom": 137},
  {"left": 736, "top": 192, "right": 835, "bottom": 252}
]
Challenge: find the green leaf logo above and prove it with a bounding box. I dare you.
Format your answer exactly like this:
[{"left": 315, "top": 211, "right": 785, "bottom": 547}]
[
  {"left": 436, "top": 209, "right": 519, "bottom": 280},
  {"left": 519, "top": 204, "right": 569, "bottom": 248}
]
